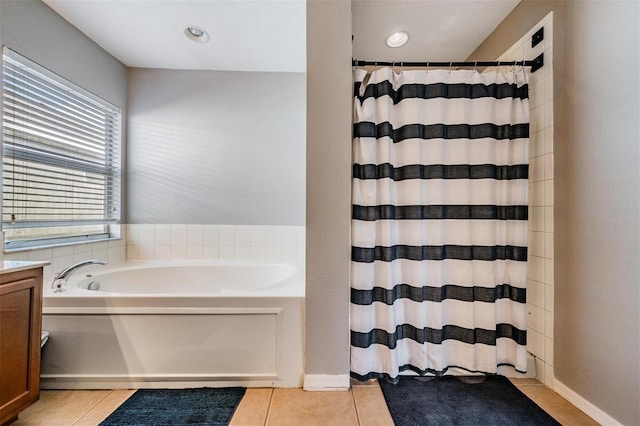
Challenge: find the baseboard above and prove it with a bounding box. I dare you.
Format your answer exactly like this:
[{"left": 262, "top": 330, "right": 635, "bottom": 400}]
[
  {"left": 553, "top": 379, "right": 623, "bottom": 426},
  {"left": 303, "top": 374, "right": 351, "bottom": 391}
]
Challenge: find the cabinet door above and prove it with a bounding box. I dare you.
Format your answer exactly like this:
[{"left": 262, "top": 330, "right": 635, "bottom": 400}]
[{"left": 0, "top": 272, "right": 42, "bottom": 425}]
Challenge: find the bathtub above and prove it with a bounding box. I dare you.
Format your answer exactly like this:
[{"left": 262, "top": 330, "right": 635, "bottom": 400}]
[{"left": 40, "top": 260, "right": 305, "bottom": 389}]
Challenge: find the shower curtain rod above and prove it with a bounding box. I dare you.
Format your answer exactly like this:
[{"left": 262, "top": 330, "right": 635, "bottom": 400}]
[{"left": 352, "top": 53, "right": 544, "bottom": 73}]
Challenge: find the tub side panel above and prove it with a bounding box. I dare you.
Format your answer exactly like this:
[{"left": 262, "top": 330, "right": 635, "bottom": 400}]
[
  {"left": 40, "top": 297, "right": 303, "bottom": 388},
  {"left": 42, "top": 313, "right": 275, "bottom": 375}
]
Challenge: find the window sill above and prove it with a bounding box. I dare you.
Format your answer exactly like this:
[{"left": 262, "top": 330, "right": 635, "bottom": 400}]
[{"left": 4, "top": 236, "right": 123, "bottom": 254}]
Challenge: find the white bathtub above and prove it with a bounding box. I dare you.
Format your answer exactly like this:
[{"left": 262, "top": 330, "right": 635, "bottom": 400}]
[{"left": 41, "top": 260, "right": 305, "bottom": 389}]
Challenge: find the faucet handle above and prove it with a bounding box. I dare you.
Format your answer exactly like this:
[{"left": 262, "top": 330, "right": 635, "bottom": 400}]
[{"left": 52, "top": 278, "right": 65, "bottom": 292}]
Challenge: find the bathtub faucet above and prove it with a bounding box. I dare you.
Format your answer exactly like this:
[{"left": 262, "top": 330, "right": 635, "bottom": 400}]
[{"left": 52, "top": 259, "right": 107, "bottom": 292}]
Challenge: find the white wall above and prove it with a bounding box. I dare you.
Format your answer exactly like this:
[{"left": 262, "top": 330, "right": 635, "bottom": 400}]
[{"left": 126, "top": 68, "right": 305, "bottom": 226}]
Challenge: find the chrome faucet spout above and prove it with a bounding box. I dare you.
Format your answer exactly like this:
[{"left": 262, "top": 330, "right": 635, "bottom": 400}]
[{"left": 52, "top": 259, "right": 107, "bottom": 291}]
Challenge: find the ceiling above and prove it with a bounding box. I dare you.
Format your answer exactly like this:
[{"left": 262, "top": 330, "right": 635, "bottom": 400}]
[
  {"left": 352, "top": 0, "right": 521, "bottom": 63},
  {"left": 43, "top": 0, "right": 307, "bottom": 73},
  {"left": 43, "top": 0, "right": 520, "bottom": 73}
]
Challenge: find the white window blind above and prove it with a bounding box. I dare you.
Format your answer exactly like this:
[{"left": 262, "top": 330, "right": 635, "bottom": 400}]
[{"left": 2, "top": 48, "right": 121, "bottom": 250}]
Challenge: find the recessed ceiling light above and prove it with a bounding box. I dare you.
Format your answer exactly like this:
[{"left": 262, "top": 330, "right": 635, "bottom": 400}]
[
  {"left": 386, "top": 31, "right": 409, "bottom": 48},
  {"left": 185, "top": 25, "right": 209, "bottom": 43}
]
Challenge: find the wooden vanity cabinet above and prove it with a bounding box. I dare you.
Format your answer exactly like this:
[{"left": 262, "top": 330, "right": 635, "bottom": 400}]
[{"left": 0, "top": 267, "right": 44, "bottom": 426}]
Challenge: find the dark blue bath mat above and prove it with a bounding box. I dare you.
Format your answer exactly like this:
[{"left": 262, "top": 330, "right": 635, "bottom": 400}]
[
  {"left": 379, "top": 376, "right": 561, "bottom": 426},
  {"left": 100, "top": 387, "right": 246, "bottom": 426}
]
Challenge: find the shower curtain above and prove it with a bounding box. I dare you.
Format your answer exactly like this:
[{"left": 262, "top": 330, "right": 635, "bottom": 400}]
[{"left": 350, "top": 67, "right": 530, "bottom": 381}]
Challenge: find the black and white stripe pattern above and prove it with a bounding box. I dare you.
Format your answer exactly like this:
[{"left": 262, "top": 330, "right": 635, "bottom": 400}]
[{"left": 351, "top": 68, "right": 529, "bottom": 382}]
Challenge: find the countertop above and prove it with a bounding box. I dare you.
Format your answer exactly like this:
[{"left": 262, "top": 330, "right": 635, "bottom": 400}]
[{"left": 0, "top": 260, "right": 50, "bottom": 275}]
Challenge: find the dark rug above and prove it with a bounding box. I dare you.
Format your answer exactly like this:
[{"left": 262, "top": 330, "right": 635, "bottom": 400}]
[
  {"left": 99, "top": 387, "right": 246, "bottom": 426},
  {"left": 380, "top": 376, "right": 561, "bottom": 426}
]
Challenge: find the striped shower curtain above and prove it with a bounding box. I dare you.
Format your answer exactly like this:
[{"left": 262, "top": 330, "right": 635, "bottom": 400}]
[{"left": 350, "top": 67, "right": 530, "bottom": 382}]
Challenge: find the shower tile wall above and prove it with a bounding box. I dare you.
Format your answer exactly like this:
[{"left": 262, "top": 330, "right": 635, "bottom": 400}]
[
  {"left": 125, "top": 224, "right": 305, "bottom": 268},
  {"left": 498, "top": 12, "right": 554, "bottom": 388}
]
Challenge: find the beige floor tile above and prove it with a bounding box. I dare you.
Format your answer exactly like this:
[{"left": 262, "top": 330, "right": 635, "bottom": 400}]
[
  {"left": 350, "top": 378, "right": 379, "bottom": 387},
  {"left": 72, "top": 389, "right": 136, "bottom": 426},
  {"left": 8, "top": 380, "right": 598, "bottom": 426},
  {"left": 352, "top": 385, "right": 394, "bottom": 426},
  {"left": 517, "top": 384, "right": 599, "bottom": 426},
  {"left": 229, "top": 388, "right": 273, "bottom": 426},
  {"left": 509, "top": 377, "right": 543, "bottom": 385},
  {"left": 266, "top": 389, "right": 358, "bottom": 426},
  {"left": 12, "top": 390, "right": 111, "bottom": 425}
]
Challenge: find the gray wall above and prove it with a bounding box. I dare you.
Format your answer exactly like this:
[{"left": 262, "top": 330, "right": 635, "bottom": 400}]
[
  {"left": 305, "top": 0, "right": 352, "bottom": 375},
  {"left": 471, "top": 2, "right": 640, "bottom": 424},
  {"left": 0, "top": 0, "right": 127, "bottom": 226},
  {"left": 0, "top": 0, "right": 127, "bottom": 111},
  {"left": 126, "top": 68, "right": 305, "bottom": 225}
]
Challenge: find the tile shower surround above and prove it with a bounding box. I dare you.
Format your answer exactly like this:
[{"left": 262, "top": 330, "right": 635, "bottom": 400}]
[{"left": 496, "top": 13, "right": 555, "bottom": 387}]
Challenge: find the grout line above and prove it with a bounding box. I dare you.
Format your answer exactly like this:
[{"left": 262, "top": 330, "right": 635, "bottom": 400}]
[
  {"left": 71, "top": 390, "right": 113, "bottom": 425},
  {"left": 263, "top": 388, "right": 275, "bottom": 426},
  {"left": 351, "top": 388, "right": 365, "bottom": 426}
]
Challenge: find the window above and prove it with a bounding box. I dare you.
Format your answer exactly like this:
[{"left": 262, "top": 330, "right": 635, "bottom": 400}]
[{"left": 2, "top": 48, "right": 121, "bottom": 250}]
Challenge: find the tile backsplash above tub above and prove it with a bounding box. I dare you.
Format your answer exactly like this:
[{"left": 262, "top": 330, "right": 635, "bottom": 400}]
[
  {"left": 2, "top": 238, "right": 126, "bottom": 283},
  {"left": 125, "top": 224, "right": 305, "bottom": 268},
  {"left": 1, "top": 225, "right": 305, "bottom": 282}
]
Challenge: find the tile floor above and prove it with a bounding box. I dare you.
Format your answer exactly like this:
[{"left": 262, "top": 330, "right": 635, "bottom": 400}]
[{"left": 11, "top": 378, "right": 598, "bottom": 425}]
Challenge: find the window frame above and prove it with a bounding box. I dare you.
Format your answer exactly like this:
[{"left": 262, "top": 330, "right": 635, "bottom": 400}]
[{"left": 1, "top": 47, "right": 122, "bottom": 251}]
